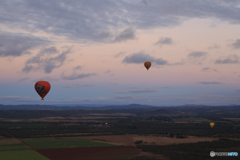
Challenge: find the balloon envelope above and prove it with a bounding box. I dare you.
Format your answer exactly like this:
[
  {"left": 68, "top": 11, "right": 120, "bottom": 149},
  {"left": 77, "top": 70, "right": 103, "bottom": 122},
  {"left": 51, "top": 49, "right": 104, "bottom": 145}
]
[
  {"left": 34, "top": 81, "right": 51, "bottom": 100},
  {"left": 144, "top": 62, "right": 151, "bottom": 70},
  {"left": 210, "top": 123, "right": 215, "bottom": 128}
]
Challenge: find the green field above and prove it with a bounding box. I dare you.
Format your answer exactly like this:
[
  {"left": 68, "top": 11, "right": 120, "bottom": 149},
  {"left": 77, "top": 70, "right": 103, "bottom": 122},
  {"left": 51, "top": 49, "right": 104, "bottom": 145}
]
[
  {"left": 0, "top": 139, "right": 49, "bottom": 160},
  {"left": 0, "top": 139, "right": 20, "bottom": 145},
  {"left": 223, "top": 118, "right": 240, "bottom": 122},
  {"left": 22, "top": 138, "right": 116, "bottom": 149}
]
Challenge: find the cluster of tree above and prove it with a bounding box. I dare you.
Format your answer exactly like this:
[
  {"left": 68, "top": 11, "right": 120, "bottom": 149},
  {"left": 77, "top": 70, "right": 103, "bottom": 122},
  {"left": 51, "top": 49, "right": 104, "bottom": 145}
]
[{"left": 137, "top": 139, "right": 240, "bottom": 160}]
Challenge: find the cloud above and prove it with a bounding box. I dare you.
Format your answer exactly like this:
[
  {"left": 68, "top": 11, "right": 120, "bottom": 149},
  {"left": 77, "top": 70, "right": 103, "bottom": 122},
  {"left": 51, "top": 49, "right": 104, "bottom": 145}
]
[
  {"left": 154, "top": 37, "right": 173, "bottom": 47},
  {"left": 22, "top": 65, "right": 34, "bottom": 73},
  {"left": 1, "top": 1, "right": 240, "bottom": 43},
  {"left": 232, "top": 39, "right": 240, "bottom": 49},
  {"left": 113, "top": 28, "right": 136, "bottom": 43},
  {"left": 208, "top": 44, "right": 221, "bottom": 50},
  {"left": 0, "top": 33, "right": 47, "bottom": 57},
  {"left": 104, "top": 70, "right": 111, "bottom": 73},
  {"left": 188, "top": 51, "right": 208, "bottom": 64},
  {"left": 188, "top": 51, "right": 208, "bottom": 58},
  {"left": 72, "top": 97, "right": 111, "bottom": 102},
  {"left": 63, "top": 84, "right": 95, "bottom": 88},
  {"left": 122, "top": 51, "right": 168, "bottom": 65},
  {"left": 22, "top": 46, "right": 71, "bottom": 73},
  {"left": 142, "top": 0, "right": 148, "bottom": 5},
  {"left": 155, "top": 58, "right": 168, "bottom": 65},
  {"left": 202, "top": 67, "right": 217, "bottom": 72},
  {"left": 202, "top": 67, "right": 210, "bottom": 71},
  {"left": 115, "top": 88, "right": 159, "bottom": 94},
  {"left": 114, "top": 51, "right": 126, "bottom": 58},
  {"left": 73, "top": 65, "right": 82, "bottom": 70},
  {"left": 32, "top": 76, "right": 59, "bottom": 82},
  {"left": 115, "top": 95, "right": 136, "bottom": 100},
  {"left": 39, "top": 46, "right": 58, "bottom": 54},
  {"left": 236, "top": 89, "right": 240, "bottom": 92},
  {"left": 16, "top": 77, "right": 29, "bottom": 83},
  {"left": 171, "top": 60, "right": 186, "bottom": 65},
  {"left": 123, "top": 52, "right": 155, "bottom": 64},
  {"left": 162, "top": 86, "right": 170, "bottom": 89},
  {"left": 61, "top": 72, "right": 96, "bottom": 80},
  {"left": 0, "top": 96, "right": 38, "bottom": 101},
  {"left": 215, "top": 54, "right": 239, "bottom": 64},
  {"left": 198, "top": 81, "right": 223, "bottom": 85}
]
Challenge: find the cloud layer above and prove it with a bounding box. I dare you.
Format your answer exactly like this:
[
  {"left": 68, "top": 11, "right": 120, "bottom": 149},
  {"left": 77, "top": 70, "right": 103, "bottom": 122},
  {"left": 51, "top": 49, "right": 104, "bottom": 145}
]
[
  {"left": 22, "top": 46, "right": 71, "bottom": 73},
  {"left": 122, "top": 51, "right": 168, "bottom": 65},
  {"left": 116, "top": 88, "right": 159, "bottom": 94},
  {"left": 1, "top": 1, "right": 240, "bottom": 43},
  {"left": 154, "top": 37, "right": 173, "bottom": 47},
  {"left": 198, "top": 81, "right": 223, "bottom": 85},
  {"left": 215, "top": 55, "right": 239, "bottom": 64},
  {"left": 232, "top": 39, "right": 240, "bottom": 49},
  {"left": 113, "top": 28, "right": 136, "bottom": 43},
  {"left": 61, "top": 72, "right": 96, "bottom": 80},
  {"left": 0, "top": 33, "right": 47, "bottom": 57}
]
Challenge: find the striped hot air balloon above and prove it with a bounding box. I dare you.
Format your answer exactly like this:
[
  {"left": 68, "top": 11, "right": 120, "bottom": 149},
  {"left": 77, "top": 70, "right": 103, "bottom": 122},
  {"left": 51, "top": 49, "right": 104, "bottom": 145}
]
[{"left": 144, "top": 62, "right": 151, "bottom": 70}]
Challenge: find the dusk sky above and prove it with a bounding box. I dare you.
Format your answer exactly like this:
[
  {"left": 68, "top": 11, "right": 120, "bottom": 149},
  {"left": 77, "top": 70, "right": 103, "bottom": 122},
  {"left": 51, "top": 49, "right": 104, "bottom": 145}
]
[{"left": 1, "top": 0, "right": 240, "bottom": 106}]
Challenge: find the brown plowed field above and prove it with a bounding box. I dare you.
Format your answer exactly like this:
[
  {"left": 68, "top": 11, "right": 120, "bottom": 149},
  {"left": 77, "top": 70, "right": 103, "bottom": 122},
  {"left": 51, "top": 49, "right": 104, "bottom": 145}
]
[
  {"left": 65, "top": 135, "right": 135, "bottom": 146},
  {"left": 38, "top": 146, "right": 140, "bottom": 160},
  {"left": 133, "top": 135, "right": 218, "bottom": 145}
]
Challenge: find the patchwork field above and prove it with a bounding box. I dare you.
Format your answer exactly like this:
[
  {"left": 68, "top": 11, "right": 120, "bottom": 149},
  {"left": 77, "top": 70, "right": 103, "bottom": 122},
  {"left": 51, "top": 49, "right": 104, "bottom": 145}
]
[
  {"left": 0, "top": 105, "right": 239, "bottom": 159},
  {"left": 0, "top": 139, "right": 49, "bottom": 160},
  {"left": 38, "top": 146, "right": 141, "bottom": 160},
  {"left": 66, "top": 135, "right": 135, "bottom": 146},
  {"left": 22, "top": 138, "right": 116, "bottom": 149},
  {"left": 132, "top": 135, "right": 219, "bottom": 145},
  {"left": 174, "top": 118, "right": 211, "bottom": 123},
  {"left": 223, "top": 118, "right": 240, "bottom": 121},
  {"left": 22, "top": 138, "right": 141, "bottom": 160}
]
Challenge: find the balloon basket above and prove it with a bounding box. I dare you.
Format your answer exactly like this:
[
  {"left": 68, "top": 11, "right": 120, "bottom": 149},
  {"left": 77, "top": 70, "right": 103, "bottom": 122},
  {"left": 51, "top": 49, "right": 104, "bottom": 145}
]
[{"left": 41, "top": 98, "right": 44, "bottom": 100}]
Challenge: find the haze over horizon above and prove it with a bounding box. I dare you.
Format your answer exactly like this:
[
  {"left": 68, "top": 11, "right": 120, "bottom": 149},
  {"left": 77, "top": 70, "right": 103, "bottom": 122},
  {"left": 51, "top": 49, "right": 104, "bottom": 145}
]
[{"left": 1, "top": 0, "right": 240, "bottom": 106}]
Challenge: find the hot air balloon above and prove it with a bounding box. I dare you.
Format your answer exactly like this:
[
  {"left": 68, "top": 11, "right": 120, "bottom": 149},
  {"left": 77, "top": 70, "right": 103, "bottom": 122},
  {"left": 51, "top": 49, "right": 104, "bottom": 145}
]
[
  {"left": 210, "top": 123, "right": 215, "bottom": 128},
  {"left": 144, "top": 61, "right": 151, "bottom": 70},
  {"left": 34, "top": 81, "right": 51, "bottom": 100}
]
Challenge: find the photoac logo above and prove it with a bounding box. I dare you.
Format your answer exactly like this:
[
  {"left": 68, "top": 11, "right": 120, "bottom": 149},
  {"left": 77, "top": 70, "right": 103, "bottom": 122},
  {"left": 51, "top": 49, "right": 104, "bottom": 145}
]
[
  {"left": 210, "top": 151, "right": 238, "bottom": 157},
  {"left": 210, "top": 151, "right": 215, "bottom": 157}
]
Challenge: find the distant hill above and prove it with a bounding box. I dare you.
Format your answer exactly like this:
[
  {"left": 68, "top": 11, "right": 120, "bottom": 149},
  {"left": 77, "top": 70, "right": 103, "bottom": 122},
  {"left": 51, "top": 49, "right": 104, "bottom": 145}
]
[
  {"left": 0, "top": 104, "right": 239, "bottom": 110},
  {"left": 150, "top": 108, "right": 169, "bottom": 114},
  {"left": 101, "top": 104, "right": 158, "bottom": 109},
  {"left": 0, "top": 104, "right": 158, "bottom": 110}
]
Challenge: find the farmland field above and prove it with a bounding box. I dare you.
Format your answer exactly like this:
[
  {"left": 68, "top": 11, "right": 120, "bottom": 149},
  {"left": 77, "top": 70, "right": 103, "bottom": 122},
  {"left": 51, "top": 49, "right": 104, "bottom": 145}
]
[
  {"left": 223, "top": 118, "right": 240, "bottom": 122},
  {"left": 0, "top": 138, "right": 20, "bottom": 145},
  {"left": 22, "top": 138, "right": 116, "bottom": 149},
  {"left": 38, "top": 146, "right": 141, "bottom": 160},
  {"left": 0, "top": 105, "right": 240, "bottom": 159},
  {"left": 65, "top": 135, "right": 135, "bottom": 146},
  {"left": 137, "top": 139, "right": 240, "bottom": 160},
  {"left": 132, "top": 135, "right": 218, "bottom": 145},
  {"left": 187, "top": 118, "right": 209, "bottom": 121},
  {"left": 0, "top": 139, "right": 49, "bottom": 160}
]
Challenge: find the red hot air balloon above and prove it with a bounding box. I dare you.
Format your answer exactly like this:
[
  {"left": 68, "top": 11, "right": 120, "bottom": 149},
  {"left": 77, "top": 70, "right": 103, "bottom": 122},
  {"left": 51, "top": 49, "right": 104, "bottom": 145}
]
[
  {"left": 34, "top": 81, "right": 51, "bottom": 100},
  {"left": 144, "top": 62, "right": 151, "bottom": 70}
]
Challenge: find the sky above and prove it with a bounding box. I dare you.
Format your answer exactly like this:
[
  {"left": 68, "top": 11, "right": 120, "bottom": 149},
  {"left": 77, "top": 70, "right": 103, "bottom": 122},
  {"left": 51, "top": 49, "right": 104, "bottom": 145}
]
[{"left": 1, "top": 0, "right": 240, "bottom": 106}]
